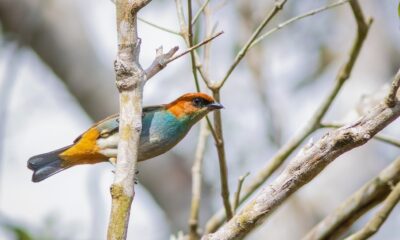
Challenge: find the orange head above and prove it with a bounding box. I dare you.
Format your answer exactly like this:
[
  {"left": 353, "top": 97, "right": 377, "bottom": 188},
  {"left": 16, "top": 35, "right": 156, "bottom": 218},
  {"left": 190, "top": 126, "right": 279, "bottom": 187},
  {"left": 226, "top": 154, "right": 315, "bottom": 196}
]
[{"left": 166, "top": 93, "right": 223, "bottom": 120}]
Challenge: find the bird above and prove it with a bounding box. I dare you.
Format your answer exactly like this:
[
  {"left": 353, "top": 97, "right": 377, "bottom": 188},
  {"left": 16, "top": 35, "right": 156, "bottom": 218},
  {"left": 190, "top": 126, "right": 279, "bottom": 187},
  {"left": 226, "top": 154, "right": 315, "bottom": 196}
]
[{"left": 27, "top": 92, "right": 223, "bottom": 182}]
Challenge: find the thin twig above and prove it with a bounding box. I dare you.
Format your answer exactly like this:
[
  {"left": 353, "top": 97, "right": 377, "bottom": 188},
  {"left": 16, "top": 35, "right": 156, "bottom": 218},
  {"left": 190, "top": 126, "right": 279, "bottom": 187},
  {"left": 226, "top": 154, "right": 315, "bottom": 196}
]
[
  {"left": 385, "top": 68, "right": 400, "bottom": 107},
  {"left": 303, "top": 156, "right": 400, "bottom": 240},
  {"left": 138, "top": 17, "right": 181, "bottom": 35},
  {"left": 192, "top": 0, "right": 210, "bottom": 25},
  {"left": 187, "top": 0, "right": 201, "bottom": 92},
  {"left": 166, "top": 31, "right": 224, "bottom": 64},
  {"left": 204, "top": 0, "right": 372, "bottom": 233},
  {"left": 215, "top": 0, "right": 288, "bottom": 89},
  {"left": 232, "top": 172, "right": 250, "bottom": 213},
  {"left": 212, "top": 90, "right": 233, "bottom": 220},
  {"left": 344, "top": 181, "right": 400, "bottom": 240},
  {"left": 189, "top": 120, "right": 210, "bottom": 240},
  {"left": 250, "top": 0, "right": 350, "bottom": 49},
  {"left": 321, "top": 122, "right": 400, "bottom": 148}
]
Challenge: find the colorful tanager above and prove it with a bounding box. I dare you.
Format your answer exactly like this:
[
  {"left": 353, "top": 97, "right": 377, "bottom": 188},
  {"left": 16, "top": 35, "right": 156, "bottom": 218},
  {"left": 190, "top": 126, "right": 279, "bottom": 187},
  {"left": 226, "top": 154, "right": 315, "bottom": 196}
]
[{"left": 28, "top": 93, "right": 223, "bottom": 182}]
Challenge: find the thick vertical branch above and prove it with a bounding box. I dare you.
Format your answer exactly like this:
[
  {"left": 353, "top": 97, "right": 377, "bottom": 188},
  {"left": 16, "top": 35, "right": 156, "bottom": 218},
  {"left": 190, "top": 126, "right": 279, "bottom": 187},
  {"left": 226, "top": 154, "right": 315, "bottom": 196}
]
[{"left": 107, "top": 1, "right": 151, "bottom": 239}]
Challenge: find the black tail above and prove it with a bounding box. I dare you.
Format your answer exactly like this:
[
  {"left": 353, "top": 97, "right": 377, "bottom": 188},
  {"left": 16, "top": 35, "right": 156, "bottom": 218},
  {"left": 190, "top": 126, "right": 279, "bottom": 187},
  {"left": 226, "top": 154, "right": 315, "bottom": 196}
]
[{"left": 27, "top": 146, "right": 72, "bottom": 182}]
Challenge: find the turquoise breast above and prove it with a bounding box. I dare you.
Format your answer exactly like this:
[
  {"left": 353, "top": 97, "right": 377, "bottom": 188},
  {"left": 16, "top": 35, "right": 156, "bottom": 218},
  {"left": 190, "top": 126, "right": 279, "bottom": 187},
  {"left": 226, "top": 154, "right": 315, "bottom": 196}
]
[{"left": 139, "top": 109, "right": 190, "bottom": 160}]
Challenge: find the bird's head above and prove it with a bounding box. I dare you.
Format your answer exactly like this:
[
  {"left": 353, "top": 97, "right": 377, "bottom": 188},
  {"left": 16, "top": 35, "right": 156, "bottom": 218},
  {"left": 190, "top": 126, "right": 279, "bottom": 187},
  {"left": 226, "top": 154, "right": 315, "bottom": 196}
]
[{"left": 166, "top": 93, "right": 223, "bottom": 122}]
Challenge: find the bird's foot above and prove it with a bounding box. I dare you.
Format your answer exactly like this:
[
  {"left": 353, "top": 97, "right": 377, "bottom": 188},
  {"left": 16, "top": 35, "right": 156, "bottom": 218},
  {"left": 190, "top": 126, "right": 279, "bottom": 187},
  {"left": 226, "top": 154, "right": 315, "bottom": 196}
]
[{"left": 134, "top": 168, "right": 139, "bottom": 184}]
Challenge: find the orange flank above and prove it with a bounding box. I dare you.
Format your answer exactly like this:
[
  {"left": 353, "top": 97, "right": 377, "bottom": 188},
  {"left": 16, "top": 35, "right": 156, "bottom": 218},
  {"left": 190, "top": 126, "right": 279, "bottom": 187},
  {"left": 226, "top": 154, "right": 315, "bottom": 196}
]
[
  {"left": 166, "top": 93, "right": 213, "bottom": 118},
  {"left": 59, "top": 128, "right": 108, "bottom": 167}
]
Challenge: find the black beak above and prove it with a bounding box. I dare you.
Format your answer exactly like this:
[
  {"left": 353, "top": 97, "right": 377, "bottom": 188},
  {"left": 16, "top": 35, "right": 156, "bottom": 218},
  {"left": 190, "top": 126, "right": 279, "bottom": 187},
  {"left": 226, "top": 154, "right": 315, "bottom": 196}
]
[{"left": 207, "top": 102, "right": 224, "bottom": 110}]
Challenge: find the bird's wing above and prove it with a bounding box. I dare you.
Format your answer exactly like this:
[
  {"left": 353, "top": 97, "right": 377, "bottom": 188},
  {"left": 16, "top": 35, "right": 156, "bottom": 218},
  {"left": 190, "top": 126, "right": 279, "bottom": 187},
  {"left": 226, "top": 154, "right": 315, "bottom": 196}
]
[
  {"left": 73, "top": 114, "right": 119, "bottom": 143},
  {"left": 72, "top": 105, "right": 166, "bottom": 143}
]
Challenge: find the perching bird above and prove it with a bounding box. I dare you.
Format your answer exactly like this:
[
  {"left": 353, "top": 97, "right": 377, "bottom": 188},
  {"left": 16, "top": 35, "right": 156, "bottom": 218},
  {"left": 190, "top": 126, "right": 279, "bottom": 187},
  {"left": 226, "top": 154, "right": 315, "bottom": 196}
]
[{"left": 28, "top": 93, "right": 223, "bottom": 182}]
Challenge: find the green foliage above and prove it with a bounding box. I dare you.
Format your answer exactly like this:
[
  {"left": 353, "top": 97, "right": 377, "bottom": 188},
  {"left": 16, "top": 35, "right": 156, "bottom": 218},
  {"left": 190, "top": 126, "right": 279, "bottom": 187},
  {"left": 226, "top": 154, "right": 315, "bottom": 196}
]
[
  {"left": 398, "top": 1, "right": 400, "bottom": 17},
  {"left": 4, "top": 225, "right": 34, "bottom": 240}
]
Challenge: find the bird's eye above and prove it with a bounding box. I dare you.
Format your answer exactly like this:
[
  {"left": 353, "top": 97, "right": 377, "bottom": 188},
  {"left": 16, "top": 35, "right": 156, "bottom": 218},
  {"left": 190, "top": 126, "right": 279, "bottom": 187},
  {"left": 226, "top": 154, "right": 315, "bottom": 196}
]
[{"left": 192, "top": 97, "right": 204, "bottom": 107}]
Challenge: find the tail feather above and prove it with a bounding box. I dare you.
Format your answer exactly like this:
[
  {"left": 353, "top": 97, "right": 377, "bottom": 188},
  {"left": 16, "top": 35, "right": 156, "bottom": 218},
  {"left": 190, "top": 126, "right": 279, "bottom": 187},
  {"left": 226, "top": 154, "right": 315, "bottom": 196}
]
[{"left": 28, "top": 145, "right": 72, "bottom": 182}]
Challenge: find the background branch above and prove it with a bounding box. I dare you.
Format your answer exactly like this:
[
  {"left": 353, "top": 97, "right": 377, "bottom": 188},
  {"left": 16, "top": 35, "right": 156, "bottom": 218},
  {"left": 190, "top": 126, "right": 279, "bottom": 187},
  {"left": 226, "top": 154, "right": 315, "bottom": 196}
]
[
  {"left": 303, "top": 156, "right": 400, "bottom": 240},
  {"left": 344, "top": 181, "right": 400, "bottom": 240},
  {"left": 189, "top": 120, "right": 210, "bottom": 240}
]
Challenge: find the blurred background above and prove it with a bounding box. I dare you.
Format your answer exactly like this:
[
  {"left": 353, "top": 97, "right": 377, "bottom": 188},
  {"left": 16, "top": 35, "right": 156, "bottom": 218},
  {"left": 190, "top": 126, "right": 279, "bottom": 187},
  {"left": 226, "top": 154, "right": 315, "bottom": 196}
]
[{"left": 0, "top": 0, "right": 400, "bottom": 239}]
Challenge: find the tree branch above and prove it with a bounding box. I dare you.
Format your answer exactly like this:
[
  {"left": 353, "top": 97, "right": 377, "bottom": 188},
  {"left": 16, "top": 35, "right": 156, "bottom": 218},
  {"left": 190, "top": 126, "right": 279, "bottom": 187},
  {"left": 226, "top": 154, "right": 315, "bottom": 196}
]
[
  {"left": 344, "top": 181, "right": 400, "bottom": 240},
  {"left": 204, "top": 0, "right": 372, "bottom": 232},
  {"left": 215, "top": 0, "right": 288, "bottom": 89},
  {"left": 192, "top": 0, "right": 211, "bottom": 25},
  {"left": 145, "top": 46, "right": 179, "bottom": 80},
  {"left": 187, "top": 0, "right": 201, "bottom": 92},
  {"left": 107, "top": 0, "right": 151, "bottom": 239},
  {"left": 138, "top": 17, "right": 181, "bottom": 35},
  {"left": 232, "top": 172, "right": 250, "bottom": 213},
  {"left": 202, "top": 67, "right": 400, "bottom": 240},
  {"left": 145, "top": 31, "right": 223, "bottom": 80},
  {"left": 249, "top": 0, "right": 351, "bottom": 49},
  {"left": 189, "top": 120, "right": 210, "bottom": 240},
  {"left": 321, "top": 122, "right": 400, "bottom": 148},
  {"left": 211, "top": 90, "right": 233, "bottom": 220},
  {"left": 303, "top": 156, "right": 400, "bottom": 240}
]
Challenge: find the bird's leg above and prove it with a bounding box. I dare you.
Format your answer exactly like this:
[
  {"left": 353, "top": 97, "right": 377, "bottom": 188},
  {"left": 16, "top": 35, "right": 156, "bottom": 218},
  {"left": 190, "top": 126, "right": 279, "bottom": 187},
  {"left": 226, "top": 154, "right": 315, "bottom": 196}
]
[{"left": 134, "top": 168, "right": 139, "bottom": 184}]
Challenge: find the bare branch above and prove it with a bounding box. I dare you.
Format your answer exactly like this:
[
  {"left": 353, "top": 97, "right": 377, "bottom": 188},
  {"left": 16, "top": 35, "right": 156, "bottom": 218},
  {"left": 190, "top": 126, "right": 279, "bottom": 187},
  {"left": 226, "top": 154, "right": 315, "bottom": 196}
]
[
  {"left": 166, "top": 31, "right": 224, "bottom": 65},
  {"left": 192, "top": 0, "right": 211, "bottom": 25},
  {"left": 232, "top": 172, "right": 250, "bottom": 213},
  {"left": 215, "top": 0, "right": 288, "bottom": 89},
  {"left": 202, "top": 66, "right": 400, "bottom": 240},
  {"left": 189, "top": 121, "right": 210, "bottom": 240},
  {"left": 138, "top": 17, "right": 181, "bottom": 35},
  {"left": 145, "top": 31, "right": 223, "bottom": 81},
  {"left": 385, "top": 69, "right": 400, "bottom": 107},
  {"left": 145, "top": 46, "right": 179, "bottom": 80},
  {"left": 321, "top": 122, "right": 400, "bottom": 148},
  {"left": 303, "top": 156, "right": 400, "bottom": 240},
  {"left": 344, "top": 181, "right": 400, "bottom": 240},
  {"left": 204, "top": 0, "right": 372, "bottom": 232},
  {"left": 107, "top": 0, "right": 151, "bottom": 239},
  {"left": 250, "top": 0, "right": 350, "bottom": 49},
  {"left": 187, "top": 0, "right": 201, "bottom": 91},
  {"left": 212, "top": 90, "right": 233, "bottom": 220}
]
